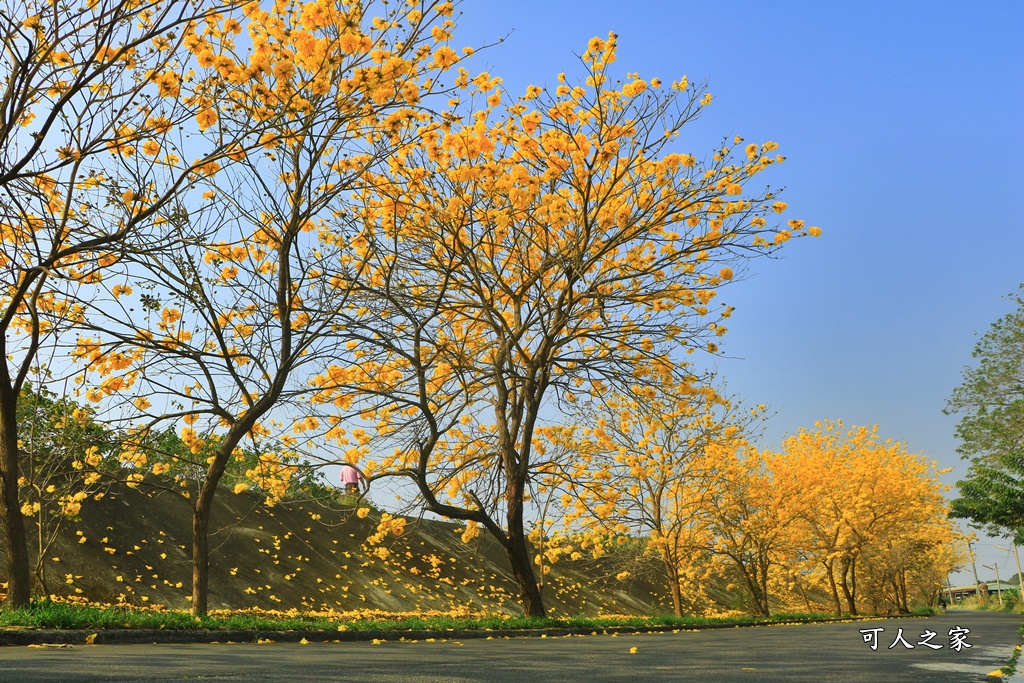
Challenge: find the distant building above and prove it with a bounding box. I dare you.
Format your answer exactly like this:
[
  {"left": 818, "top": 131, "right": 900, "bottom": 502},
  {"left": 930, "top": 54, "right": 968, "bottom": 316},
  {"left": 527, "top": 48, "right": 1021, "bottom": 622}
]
[{"left": 947, "top": 582, "right": 1019, "bottom": 600}]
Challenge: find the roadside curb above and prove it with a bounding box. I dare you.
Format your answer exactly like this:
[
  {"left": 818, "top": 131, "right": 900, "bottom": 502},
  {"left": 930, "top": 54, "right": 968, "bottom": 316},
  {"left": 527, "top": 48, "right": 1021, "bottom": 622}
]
[{"left": 0, "top": 615, "right": 914, "bottom": 647}]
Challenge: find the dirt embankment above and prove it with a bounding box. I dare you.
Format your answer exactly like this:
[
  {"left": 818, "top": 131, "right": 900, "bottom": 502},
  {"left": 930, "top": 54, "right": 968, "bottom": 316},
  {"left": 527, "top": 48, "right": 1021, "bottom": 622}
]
[{"left": 4, "top": 482, "right": 671, "bottom": 616}]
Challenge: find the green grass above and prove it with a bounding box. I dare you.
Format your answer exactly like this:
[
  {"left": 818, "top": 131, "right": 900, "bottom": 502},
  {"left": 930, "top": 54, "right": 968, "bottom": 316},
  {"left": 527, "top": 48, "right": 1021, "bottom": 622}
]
[
  {"left": 1002, "top": 623, "right": 1024, "bottom": 677},
  {"left": 954, "top": 596, "right": 1023, "bottom": 613},
  {"left": 1003, "top": 642, "right": 1022, "bottom": 677},
  {"left": 0, "top": 600, "right": 336, "bottom": 631},
  {"left": 0, "top": 600, "right": 846, "bottom": 633}
]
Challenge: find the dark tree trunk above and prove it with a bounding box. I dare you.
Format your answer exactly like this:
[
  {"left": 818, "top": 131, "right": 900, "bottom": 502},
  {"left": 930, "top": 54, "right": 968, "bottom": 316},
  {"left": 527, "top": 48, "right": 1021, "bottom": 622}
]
[
  {"left": 795, "top": 579, "right": 812, "bottom": 613},
  {"left": 189, "top": 434, "right": 236, "bottom": 617},
  {"left": 505, "top": 482, "right": 545, "bottom": 617},
  {"left": 506, "top": 533, "right": 544, "bottom": 618},
  {"left": 665, "top": 559, "right": 683, "bottom": 617},
  {"left": 737, "top": 559, "right": 769, "bottom": 617},
  {"left": 758, "top": 553, "right": 771, "bottom": 617},
  {"left": 0, "top": 392, "right": 31, "bottom": 608},
  {"left": 414, "top": 435, "right": 547, "bottom": 618},
  {"left": 824, "top": 561, "right": 842, "bottom": 617},
  {"left": 840, "top": 557, "right": 858, "bottom": 616},
  {"left": 850, "top": 557, "right": 858, "bottom": 605},
  {"left": 190, "top": 497, "right": 210, "bottom": 617}
]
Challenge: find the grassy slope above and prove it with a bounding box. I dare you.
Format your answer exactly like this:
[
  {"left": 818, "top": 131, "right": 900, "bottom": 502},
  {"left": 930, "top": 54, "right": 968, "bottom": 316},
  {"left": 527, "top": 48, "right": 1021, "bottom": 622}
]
[{"left": 1, "top": 481, "right": 672, "bottom": 617}]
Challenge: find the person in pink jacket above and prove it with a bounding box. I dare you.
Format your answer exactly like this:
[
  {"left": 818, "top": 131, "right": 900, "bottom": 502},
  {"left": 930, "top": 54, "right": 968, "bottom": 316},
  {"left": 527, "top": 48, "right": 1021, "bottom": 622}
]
[{"left": 340, "top": 464, "right": 365, "bottom": 495}]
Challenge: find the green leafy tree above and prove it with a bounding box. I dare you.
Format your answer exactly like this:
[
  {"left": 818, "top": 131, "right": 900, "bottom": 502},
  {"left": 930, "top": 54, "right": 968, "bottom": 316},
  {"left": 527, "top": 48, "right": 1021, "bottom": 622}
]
[
  {"left": 947, "top": 285, "right": 1024, "bottom": 541},
  {"left": 128, "top": 427, "right": 339, "bottom": 504},
  {"left": 948, "top": 465, "right": 1024, "bottom": 544},
  {"left": 16, "top": 379, "right": 111, "bottom": 593}
]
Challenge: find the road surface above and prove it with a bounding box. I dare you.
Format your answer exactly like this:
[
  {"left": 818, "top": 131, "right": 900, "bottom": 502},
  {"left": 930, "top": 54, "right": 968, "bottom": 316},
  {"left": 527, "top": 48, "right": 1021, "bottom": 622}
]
[{"left": 1, "top": 610, "right": 1020, "bottom": 682}]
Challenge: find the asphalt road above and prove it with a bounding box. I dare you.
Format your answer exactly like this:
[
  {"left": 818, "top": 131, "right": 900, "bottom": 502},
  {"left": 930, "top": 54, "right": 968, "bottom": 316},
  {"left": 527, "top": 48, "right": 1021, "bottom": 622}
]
[{"left": 1, "top": 610, "right": 1020, "bottom": 682}]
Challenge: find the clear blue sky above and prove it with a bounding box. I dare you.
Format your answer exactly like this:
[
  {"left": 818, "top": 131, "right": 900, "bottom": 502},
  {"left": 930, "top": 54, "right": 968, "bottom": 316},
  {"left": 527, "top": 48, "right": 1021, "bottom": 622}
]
[{"left": 453, "top": 0, "right": 1024, "bottom": 584}]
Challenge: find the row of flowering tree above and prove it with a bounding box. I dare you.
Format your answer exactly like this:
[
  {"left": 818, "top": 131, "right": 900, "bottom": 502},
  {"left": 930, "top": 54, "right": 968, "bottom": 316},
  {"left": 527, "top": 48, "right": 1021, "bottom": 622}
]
[
  {"left": 1, "top": 0, "right": 823, "bottom": 617},
  {"left": 1, "top": 0, "right": 489, "bottom": 614},
  {"left": 542, "top": 406, "right": 962, "bottom": 617},
  {"left": 298, "top": 31, "right": 821, "bottom": 617}
]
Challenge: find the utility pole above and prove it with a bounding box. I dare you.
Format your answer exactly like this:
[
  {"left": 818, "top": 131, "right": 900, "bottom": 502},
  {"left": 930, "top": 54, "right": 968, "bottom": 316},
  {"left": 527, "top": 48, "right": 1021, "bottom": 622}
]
[
  {"left": 1014, "top": 544, "right": 1023, "bottom": 600},
  {"left": 994, "top": 543, "right": 1024, "bottom": 604},
  {"left": 969, "top": 540, "right": 985, "bottom": 605}
]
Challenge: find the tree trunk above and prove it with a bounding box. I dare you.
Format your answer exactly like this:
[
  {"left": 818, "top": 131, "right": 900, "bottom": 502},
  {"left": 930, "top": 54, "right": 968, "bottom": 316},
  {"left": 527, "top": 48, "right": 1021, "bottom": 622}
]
[
  {"left": 888, "top": 575, "right": 899, "bottom": 613},
  {"left": 840, "top": 557, "right": 858, "bottom": 616},
  {"left": 824, "top": 561, "right": 842, "bottom": 617},
  {"left": 665, "top": 559, "right": 683, "bottom": 617},
  {"left": 506, "top": 523, "right": 545, "bottom": 617},
  {"left": 0, "top": 396, "right": 31, "bottom": 608},
  {"left": 795, "top": 579, "right": 812, "bottom": 613},
  {"left": 737, "top": 561, "right": 769, "bottom": 617},
  {"left": 190, "top": 495, "right": 210, "bottom": 617},
  {"left": 493, "top": 376, "right": 547, "bottom": 620},
  {"left": 758, "top": 553, "right": 771, "bottom": 617},
  {"left": 505, "top": 483, "right": 545, "bottom": 618},
  {"left": 850, "top": 557, "right": 857, "bottom": 605},
  {"left": 190, "top": 440, "right": 234, "bottom": 617},
  {"left": 414, "top": 433, "right": 546, "bottom": 618}
]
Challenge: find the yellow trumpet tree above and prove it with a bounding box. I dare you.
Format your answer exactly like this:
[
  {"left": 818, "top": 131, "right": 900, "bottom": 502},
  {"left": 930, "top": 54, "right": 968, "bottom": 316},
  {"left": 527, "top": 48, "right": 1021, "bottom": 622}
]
[
  {"left": 855, "top": 516, "right": 961, "bottom": 614},
  {"left": 72, "top": 0, "right": 469, "bottom": 616},
  {"left": 771, "top": 421, "right": 953, "bottom": 616},
  {"left": 314, "top": 33, "right": 817, "bottom": 617},
  {"left": 700, "top": 445, "right": 796, "bottom": 616},
  {"left": 548, "top": 376, "right": 763, "bottom": 617},
  {"left": 900, "top": 533, "right": 966, "bottom": 611},
  {"left": 0, "top": 0, "right": 263, "bottom": 607}
]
